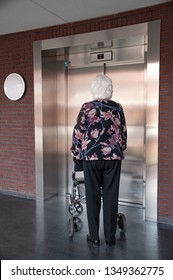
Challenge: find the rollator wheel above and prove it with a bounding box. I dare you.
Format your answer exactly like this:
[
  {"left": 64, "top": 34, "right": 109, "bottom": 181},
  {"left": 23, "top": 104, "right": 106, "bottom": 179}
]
[
  {"left": 68, "top": 202, "right": 83, "bottom": 216},
  {"left": 68, "top": 217, "right": 79, "bottom": 237},
  {"left": 68, "top": 217, "right": 74, "bottom": 237},
  {"left": 117, "top": 213, "right": 127, "bottom": 233}
]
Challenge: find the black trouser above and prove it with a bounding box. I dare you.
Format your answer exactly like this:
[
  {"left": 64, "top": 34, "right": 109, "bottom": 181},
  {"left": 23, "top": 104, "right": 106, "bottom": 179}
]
[{"left": 83, "top": 160, "right": 121, "bottom": 242}]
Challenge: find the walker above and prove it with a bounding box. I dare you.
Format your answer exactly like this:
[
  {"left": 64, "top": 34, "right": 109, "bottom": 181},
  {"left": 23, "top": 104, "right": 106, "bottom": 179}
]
[{"left": 68, "top": 161, "right": 127, "bottom": 237}]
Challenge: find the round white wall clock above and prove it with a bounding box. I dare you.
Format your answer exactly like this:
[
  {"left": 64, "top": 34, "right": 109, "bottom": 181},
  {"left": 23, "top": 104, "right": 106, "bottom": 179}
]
[{"left": 4, "top": 73, "right": 25, "bottom": 101}]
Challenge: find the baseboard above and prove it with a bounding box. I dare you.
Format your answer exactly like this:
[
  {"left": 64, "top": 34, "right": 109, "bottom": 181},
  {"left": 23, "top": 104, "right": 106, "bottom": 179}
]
[
  {"left": 158, "top": 215, "right": 173, "bottom": 226},
  {"left": 0, "top": 189, "right": 35, "bottom": 200}
]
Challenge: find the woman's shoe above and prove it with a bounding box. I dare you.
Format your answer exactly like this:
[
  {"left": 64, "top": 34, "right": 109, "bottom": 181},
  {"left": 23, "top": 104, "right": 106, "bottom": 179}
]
[
  {"left": 86, "top": 234, "right": 100, "bottom": 248},
  {"left": 106, "top": 238, "right": 116, "bottom": 247}
]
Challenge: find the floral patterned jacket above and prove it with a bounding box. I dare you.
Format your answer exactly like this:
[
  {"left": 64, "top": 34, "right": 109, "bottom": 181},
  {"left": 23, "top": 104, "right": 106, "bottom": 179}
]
[{"left": 71, "top": 99, "right": 127, "bottom": 160}]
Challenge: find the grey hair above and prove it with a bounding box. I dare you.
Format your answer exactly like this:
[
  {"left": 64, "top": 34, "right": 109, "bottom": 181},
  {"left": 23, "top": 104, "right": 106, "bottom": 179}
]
[{"left": 90, "top": 75, "right": 113, "bottom": 100}]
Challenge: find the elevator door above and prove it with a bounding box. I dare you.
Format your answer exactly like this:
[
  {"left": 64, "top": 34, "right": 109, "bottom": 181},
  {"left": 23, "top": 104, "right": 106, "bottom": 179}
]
[
  {"left": 67, "top": 63, "right": 145, "bottom": 206},
  {"left": 107, "top": 64, "right": 145, "bottom": 206}
]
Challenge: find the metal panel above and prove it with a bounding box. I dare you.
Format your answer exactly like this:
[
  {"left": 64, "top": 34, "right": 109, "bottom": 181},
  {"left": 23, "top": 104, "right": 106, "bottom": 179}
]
[
  {"left": 42, "top": 56, "right": 69, "bottom": 197},
  {"left": 33, "top": 41, "right": 44, "bottom": 201},
  {"left": 145, "top": 21, "right": 160, "bottom": 222},
  {"left": 42, "top": 24, "right": 147, "bottom": 50},
  {"left": 106, "top": 63, "right": 145, "bottom": 205},
  {"left": 56, "top": 61, "right": 68, "bottom": 192},
  {"left": 90, "top": 51, "right": 112, "bottom": 63},
  {"left": 42, "top": 57, "right": 59, "bottom": 199},
  {"left": 113, "top": 45, "right": 144, "bottom": 64}
]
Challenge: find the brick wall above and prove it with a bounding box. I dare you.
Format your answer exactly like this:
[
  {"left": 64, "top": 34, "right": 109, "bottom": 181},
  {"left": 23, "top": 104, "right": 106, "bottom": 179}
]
[
  {"left": 0, "top": 2, "right": 173, "bottom": 220},
  {"left": 0, "top": 32, "right": 35, "bottom": 198}
]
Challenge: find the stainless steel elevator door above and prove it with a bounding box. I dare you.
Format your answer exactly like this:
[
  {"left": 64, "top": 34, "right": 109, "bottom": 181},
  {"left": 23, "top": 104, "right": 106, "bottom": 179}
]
[
  {"left": 42, "top": 58, "right": 59, "bottom": 199},
  {"left": 107, "top": 64, "right": 145, "bottom": 205},
  {"left": 67, "top": 63, "right": 145, "bottom": 206}
]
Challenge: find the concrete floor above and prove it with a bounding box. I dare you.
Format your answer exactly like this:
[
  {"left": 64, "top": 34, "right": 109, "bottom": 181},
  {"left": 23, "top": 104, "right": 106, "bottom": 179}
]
[{"left": 0, "top": 193, "right": 173, "bottom": 260}]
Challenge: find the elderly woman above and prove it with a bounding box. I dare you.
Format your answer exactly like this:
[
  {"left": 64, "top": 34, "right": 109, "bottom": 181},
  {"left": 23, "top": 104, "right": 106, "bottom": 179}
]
[{"left": 70, "top": 75, "right": 127, "bottom": 247}]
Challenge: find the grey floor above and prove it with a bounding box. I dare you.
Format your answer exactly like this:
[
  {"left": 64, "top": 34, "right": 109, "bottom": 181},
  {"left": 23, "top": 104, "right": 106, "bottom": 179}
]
[{"left": 0, "top": 193, "right": 173, "bottom": 260}]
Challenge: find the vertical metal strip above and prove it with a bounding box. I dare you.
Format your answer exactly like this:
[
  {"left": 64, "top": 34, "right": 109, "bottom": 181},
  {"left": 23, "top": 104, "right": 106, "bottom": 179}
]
[
  {"left": 33, "top": 41, "right": 44, "bottom": 201},
  {"left": 64, "top": 50, "right": 70, "bottom": 193},
  {"left": 145, "top": 20, "right": 160, "bottom": 222}
]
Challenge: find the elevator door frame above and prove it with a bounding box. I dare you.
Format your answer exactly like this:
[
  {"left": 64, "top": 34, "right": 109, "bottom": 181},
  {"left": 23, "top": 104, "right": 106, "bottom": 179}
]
[{"left": 33, "top": 21, "right": 160, "bottom": 222}]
